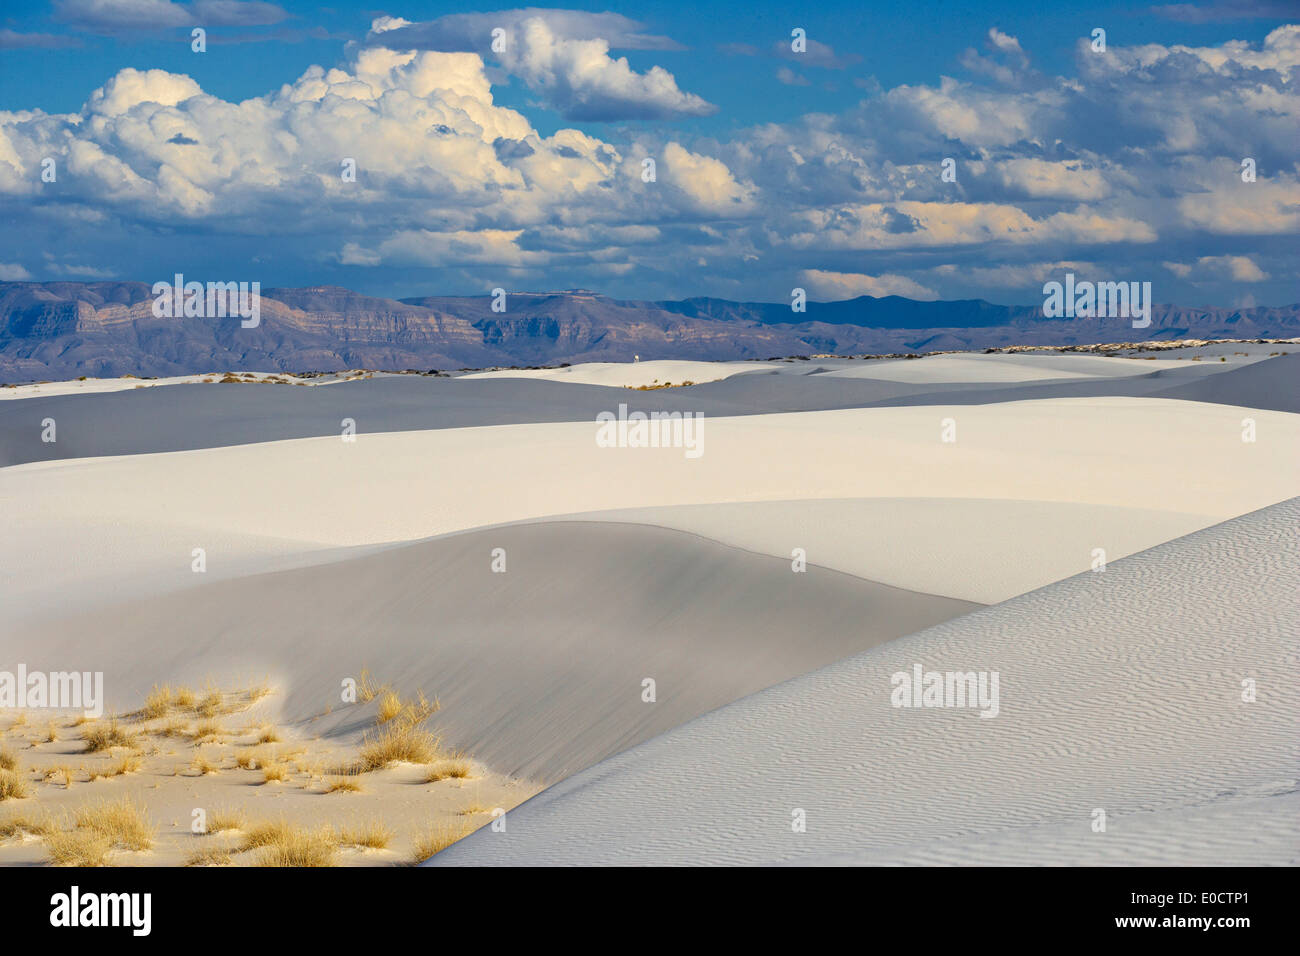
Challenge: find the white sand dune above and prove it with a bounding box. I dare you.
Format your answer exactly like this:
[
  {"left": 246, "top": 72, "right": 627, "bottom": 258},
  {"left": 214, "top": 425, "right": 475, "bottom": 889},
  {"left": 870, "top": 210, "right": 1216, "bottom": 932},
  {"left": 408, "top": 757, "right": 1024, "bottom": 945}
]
[
  {"left": 819, "top": 352, "right": 1188, "bottom": 383},
  {"left": 6, "top": 521, "right": 977, "bottom": 781},
  {"left": 458, "top": 359, "right": 768, "bottom": 388},
  {"left": 3, "top": 397, "right": 1295, "bottom": 626},
  {"left": 0, "top": 370, "right": 372, "bottom": 401},
  {"left": 431, "top": 498, "right": 1300, "bottom": 866}
]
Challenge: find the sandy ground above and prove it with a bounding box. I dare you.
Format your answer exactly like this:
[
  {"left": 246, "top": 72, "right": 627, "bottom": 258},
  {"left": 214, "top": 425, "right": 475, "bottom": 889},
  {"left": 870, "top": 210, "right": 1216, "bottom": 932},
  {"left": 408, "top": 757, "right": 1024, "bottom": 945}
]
[
  {"left": 3, "top": 349, "right": 1296, "bottom": 866},
  {"left": 2, "top": 396, "right": 1295, "bottom": 625},
  {"left": 4, "top": 349, "right": 1297, "bottom": 469},
  {"left": 433, "top": 498, "right": 1300, "bottom": 866},
  {"left": 0, "top": 683, "right": 537, "bottom": 867}
]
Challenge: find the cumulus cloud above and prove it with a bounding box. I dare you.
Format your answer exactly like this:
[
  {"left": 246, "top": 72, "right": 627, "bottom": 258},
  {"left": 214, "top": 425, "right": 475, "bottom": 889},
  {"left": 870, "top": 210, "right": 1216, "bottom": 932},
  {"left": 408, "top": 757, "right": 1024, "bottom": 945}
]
[
  {"left": 800, "top": 269, "right": 939, "bottom": 301},
  {"left": 364, "top": 10, "right": 710, "bottom": 121},
  {"left": 1166, "top": 255, "right": 1271, "bottom": 281},
  {"left": 0, "top": 21, "right": 1294, "bottom": 304}
]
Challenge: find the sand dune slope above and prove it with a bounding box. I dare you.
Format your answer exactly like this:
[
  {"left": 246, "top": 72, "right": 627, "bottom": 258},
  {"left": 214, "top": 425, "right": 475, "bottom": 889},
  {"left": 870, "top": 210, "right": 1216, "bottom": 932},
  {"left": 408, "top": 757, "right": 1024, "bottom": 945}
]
[
  {"left": 5, "top": 397, "right": 1294, "bottom": 625},
  {"left": 432, "top": 498, "right": 1300, "bottom": 865},
  {"left": 7, "top": 521, "right": 977, "bottom": 781}
]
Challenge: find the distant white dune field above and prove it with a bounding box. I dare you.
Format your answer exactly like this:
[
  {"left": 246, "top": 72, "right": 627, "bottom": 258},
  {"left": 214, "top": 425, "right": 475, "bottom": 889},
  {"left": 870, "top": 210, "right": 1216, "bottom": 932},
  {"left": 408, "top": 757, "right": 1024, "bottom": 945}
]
[
  {"left": 818, "top": 351, "right": 1189, "bottom": 383},
  {"left": 431, "top": 497, "right": 1300, "bottom": 866},
  {"left": 457, "top": 359, "right": 769, "bottom": 388},
  {"left": 2, "top": 396, "right": 1296, "bottom": 626}
]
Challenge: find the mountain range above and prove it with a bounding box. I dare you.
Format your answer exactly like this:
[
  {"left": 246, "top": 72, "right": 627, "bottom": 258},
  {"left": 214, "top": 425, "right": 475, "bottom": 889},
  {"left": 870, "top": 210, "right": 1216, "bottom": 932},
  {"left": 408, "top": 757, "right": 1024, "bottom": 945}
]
[{"left": 2, "top": 280, "right": 1297, "bottom": 383}]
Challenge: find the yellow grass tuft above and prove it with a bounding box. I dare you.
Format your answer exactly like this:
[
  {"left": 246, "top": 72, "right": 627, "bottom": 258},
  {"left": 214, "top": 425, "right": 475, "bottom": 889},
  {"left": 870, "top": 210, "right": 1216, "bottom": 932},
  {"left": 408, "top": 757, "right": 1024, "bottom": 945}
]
[
  {"left": 173, "top": 686, "right": 196, "bottom": 708},
  {"left": 324, "top": 775, "right": 363, "bottom": 793},
  {"left": 424, "top": 756, "right": 473, "bottom": 782},
  {"left": 255, "top": 726, "right": 279, "bottom": 744},
  {"left": 261, "top": 762, "right": 289, "bottom": 783},
  {"left": 337, "top": 818, "right": 392, "bottom": 850},
  {"left": 185, "top": 846, "right": 234, "bottom": 866},
  {"left": 0, "top": 747, "right": 17, "bottom": 772},
  {"left": 72, "top": 796, "right": 155, "bottom": 851},
  {"left": 141, "top": 684, "right": 174, "bottom": 719},
  {"left": 410, "top": 821, "right": 473, "bottom": 863},
  {"left": 242, "top": 819, "right": 336, "bottom": 867},
  {"left": 43, "top": 721, "right": 58, "bottom": 743},
  {"left": 376, "top": 689, "right": 403, "bottom": 724},
  {"left": 193, "top": 720, "right": 224, "bottom": 741},
  {"left": 0, "top": 769, "right": 30, "bottom": 801},
  {"left": 358, "top": 722, "right": 440, "bottom": 771},
  {"left": 0, "top": 811, "right": 52, "bottom": 838},
  {"left": 206, "top": 808, "right": 246, "bottom": 833},
  {"left": 82, "top": 718, "right": 136, "bottom": 753},
  {"left": 44, "top": 829, "right": 112, "bottom": 866}
]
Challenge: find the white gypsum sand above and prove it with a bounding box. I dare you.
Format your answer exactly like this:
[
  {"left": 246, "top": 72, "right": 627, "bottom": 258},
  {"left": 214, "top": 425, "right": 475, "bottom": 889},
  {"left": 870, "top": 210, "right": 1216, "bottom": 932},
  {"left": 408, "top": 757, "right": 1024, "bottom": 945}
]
[
  {"left": 431, "top": 498, "right": 1300, "bottom": 866},
  {"left": 2, "top": 397, "right": 1295, "bottom": 626}
]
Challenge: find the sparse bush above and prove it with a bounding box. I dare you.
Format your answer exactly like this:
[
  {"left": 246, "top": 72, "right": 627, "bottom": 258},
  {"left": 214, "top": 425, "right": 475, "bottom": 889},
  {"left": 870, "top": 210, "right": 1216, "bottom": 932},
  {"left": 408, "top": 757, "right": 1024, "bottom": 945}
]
[
  {"left": 141, "top": 684, "right": 174, "bottom": 719},
  {"left": 73, "top": 797, "right": 155, "bottom": 851},
  {"left": 338, "top": 819, "right": 392, "bottom": 850},
  {"left": 358, "top": 722, "right": 440, "bottom": 771},
  {"left": 185, "top": 846, "right": 234, "bottom": 866},
  {"left": 410, "top": 822, "right": 472, "bottom": 863},
  {"left": 424, "top": 757, "right": 473, "bottom": 782},
  {"left": 82, "top": 719, "right": 136, "bottom": 753},
  {"left": 0, "top": 769, "right": 30, "bottom": 801},
  {"left": 44, "top": 829, "right": 112, "bottom": 866}
]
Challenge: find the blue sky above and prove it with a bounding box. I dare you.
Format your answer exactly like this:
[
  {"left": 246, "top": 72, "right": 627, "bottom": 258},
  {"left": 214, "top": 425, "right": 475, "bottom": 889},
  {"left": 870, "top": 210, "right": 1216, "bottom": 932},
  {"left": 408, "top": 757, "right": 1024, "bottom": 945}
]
[{"left": 0, "top": 1, "right": 1296, "bottom": 305}]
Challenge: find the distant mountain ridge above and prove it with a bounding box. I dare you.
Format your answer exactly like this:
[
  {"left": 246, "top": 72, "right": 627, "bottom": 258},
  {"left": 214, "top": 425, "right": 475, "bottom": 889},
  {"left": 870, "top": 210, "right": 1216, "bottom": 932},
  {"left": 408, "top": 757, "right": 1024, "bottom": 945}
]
[{"left": 1, "top": 280, "right": 1296, "bottom": 383}]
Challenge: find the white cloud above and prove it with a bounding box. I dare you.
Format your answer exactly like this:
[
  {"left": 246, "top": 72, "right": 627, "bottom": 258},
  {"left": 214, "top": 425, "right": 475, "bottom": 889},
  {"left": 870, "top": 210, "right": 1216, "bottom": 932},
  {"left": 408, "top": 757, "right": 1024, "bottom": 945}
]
[{"left": 800, "top": 269, "right": 939, "bottom": 301}]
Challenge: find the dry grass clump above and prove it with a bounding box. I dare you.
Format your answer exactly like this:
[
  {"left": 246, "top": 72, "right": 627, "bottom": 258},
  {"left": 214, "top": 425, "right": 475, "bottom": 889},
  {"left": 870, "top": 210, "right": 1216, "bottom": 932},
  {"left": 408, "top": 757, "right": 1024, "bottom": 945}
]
[
  {"left": 357, "top": 668, "right": 382, "bottom": 703},
  {"left": 82, "top": 718, "right": 137, "bottom": 753},
  {"left": 458, "top": 803, "right": 491, "bottom": 816},
  {"left": 410, "top": 821, "right": 472, "bottom": 863},
  {"left": 337, "top": 818, "right": 392, "bottom": 850},
  {"left": 206, "top": 808, "right": 246, "bottom": 833},
  {"left": 42, "top": 722, "right": 58, "bottom": 743},
  {"left": 44, "top": 829, "right": 112, "bottom": 866},
  {"left": 424, "top": 756, "right": 473, "bottom": 782},
  {"left": 0, "top": 769, "right": 30, "bottom": 801},
  {"left": 195, "top": 687, "right": 224, "bottom": 718},
  {"left": 376, "top": 689, "right": 404, "bottom": 724},
  {"left": 0, "top": 747, "right": 17, "bottom": 771},
  {"left": 358, "top": 721, "right": 440, "bottom": 771},
  {"left": 156, "top": 719, "right": 190, "bottom": 738},
  {"left": 173, "top": 686, "right": 197, "bottom": 709},
  {"left": 193, "top": 720, "right": 225, "bottom": 741},
  {"left": 0, "top": 811, "right": 52, "bottom": 838},
  {"left": 242, "top": 819, "right": 337, "bottom": 867},
  {"left": 88, "top": 753, "right": 140, "bottom": 780},
  {"left": 261, "top": 762, "right": 289, "bottom": 783},
  {"left": 185, "top": 846, "right": 234, "bottom": 866},
  {"left": 235, "top": 749, "right": 263, "bottom": 770},
  {"left": 192, "top": 754, "right": 220, "bottom": 776},
  {"left": 141, "top": 684, "right": 174, "bottom": 719},
  {"left": 71, "top": 797, "right": 155, "bottom": 851},
  {"left": 324, "top": 775, "right": 363, "bottom": 793},
  {"left": 254, "top": 726, "right": 279, "bottom": 744}
]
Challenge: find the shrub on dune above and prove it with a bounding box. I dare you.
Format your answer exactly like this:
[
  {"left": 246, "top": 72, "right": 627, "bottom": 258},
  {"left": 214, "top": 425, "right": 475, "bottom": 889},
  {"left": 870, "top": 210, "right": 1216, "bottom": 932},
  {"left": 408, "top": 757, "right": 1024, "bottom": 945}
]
[
  {"left": 0, "top": 769, "right": 30, "bottom": 801},
  {"left": 358, "top": 721, "right": 440, "bottom": 771}
]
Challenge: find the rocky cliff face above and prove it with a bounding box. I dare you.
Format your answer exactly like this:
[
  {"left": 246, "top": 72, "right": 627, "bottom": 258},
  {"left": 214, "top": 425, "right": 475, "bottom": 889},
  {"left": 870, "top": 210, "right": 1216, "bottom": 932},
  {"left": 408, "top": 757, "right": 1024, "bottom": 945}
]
[{"left": 0, "top": 281, "right": 1295, "bottom": 383}]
